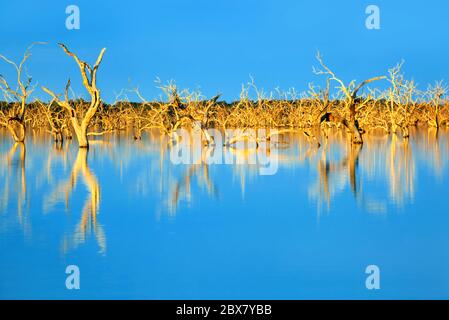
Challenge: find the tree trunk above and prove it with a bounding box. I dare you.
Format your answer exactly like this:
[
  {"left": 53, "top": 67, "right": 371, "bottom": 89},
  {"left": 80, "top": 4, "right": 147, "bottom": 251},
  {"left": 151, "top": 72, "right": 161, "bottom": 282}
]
[
  {"left": 7, "top": 119, "right": 26, "bottom": 143},
  {"left": 350, "top": 120, "right": 363, "bottom": 144},
  {"left": 77, "top": 127, "right": 89, "bottom": 148},
  {"left": 70, "top": 116, "right": 89, "bottom": 148},
  {"left": 348, "top": 102, "right": 363, "bottom": 144}
]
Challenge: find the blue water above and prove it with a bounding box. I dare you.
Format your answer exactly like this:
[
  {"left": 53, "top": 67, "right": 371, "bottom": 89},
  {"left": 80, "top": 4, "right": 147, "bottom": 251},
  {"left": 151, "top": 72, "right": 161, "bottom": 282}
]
[{"left": 0, "top": 129, "right": 448, "bottom": 299}]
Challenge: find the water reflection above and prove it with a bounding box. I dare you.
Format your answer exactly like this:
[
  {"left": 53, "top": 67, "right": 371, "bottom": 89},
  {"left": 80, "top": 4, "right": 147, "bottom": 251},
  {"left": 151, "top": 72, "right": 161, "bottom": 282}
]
[
  {"left": 309, "top": 130, "right": 432, "bottom": 214},
  {"left": 310, "top": 142, "right": 362, "bottom": 211},
  {"left": 0, "top": 128, "right": 448, "bottom": 251},
  {"left": 35, "top": 143, "right": 104, "bottom": 254},
  {"left": 61, "top": 148, "right": 105, "bottom": 254},
  {"left": 123, "top": 128, "right": 447, "bottom": 216},
  {"left": 0, "top": 142, "right": 29, "bottom": 234},
  {"left": 167, "top": 163, "right": 218, "bottom": 214}
]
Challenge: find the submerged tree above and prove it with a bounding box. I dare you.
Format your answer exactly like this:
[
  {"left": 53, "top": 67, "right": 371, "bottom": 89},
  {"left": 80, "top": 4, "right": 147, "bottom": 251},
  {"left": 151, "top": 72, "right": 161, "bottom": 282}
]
[
  {"left": 314, "top": 52, "right": 385, "bottom": 144},
  {"left": 42, "top": 43, "right": 106, "bottom": 148},
  {"left": 0, "top": 44, "right": 40, "bottom": 143},
  {"left": 386, "top": 61, "right": 418, "bottom": 138},
  {"left": 425, "top": 80, "right": 448, "bottom": 129},
  {"left": 36, "top": 98, "right": 69, "bottom": 145}
]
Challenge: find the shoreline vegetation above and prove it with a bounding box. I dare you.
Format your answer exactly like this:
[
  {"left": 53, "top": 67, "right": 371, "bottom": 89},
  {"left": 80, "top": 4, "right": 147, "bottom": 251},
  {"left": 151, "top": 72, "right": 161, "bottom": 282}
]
[{"left": 1, "top": 43, "right": 448, "bottom": 149}]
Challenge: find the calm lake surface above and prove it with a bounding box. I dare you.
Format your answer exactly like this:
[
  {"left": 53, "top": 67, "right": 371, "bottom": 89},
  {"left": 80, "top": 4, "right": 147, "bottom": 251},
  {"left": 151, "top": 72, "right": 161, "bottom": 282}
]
[{"left": 0, "top": 128, "right": 448, "bottom": 299}]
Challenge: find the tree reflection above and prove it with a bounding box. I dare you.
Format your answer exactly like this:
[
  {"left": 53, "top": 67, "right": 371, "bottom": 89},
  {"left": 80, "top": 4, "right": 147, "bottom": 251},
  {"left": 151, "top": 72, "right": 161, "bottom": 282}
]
[
  {"left": 44, "top": 147, "right": 105, "bottom": 254},
  {"left": 0, "top": 142, "right": 29, "bottom": 233},
  {"left": 307, "top": 129, "right": 448, "bottom": 213},
  {"left": 1, "top": 128, "right": 447, "bottom": 247},
  {"left": 63, "top": 148, "right": 105, "bottom": 254},
  {"left": 309, "top": 137, "right": 362, "bottom": 210},
  {"left": 167, "top": 162, "right": 218, "bottom": 214}
]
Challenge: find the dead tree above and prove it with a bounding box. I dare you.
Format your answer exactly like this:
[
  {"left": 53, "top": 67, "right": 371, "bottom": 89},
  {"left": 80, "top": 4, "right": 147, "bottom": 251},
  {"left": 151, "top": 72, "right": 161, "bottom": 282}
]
[
  {"left": 36, "top": 98, "right": 67, "bottom": 144},
  {"left": 426, "top": 81, "right": 447, "bottom": 129},
  {"left": 0, "top": 44, "right": 39, "bottom": 143},
  {"left": 42, "top": 43, "right": 106, "bottom": 148},
  {"left": 386, "top": 61, "right": 418, "bottom": 138},
  {"left": 314, "top": 52, "right": 385, "bottom": 144}
]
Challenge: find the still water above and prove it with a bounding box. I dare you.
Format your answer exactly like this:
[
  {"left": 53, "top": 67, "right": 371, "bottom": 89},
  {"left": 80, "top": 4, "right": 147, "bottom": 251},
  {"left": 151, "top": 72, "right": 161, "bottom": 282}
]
[{"left": 0, "top": 128, "right": 448, "bottom": 299}]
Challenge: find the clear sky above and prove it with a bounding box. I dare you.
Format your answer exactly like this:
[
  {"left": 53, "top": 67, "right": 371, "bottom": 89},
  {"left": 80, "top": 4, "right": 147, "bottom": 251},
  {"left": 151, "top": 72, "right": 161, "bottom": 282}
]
[{"left": 0, "top": 0, "right": 448, "bottom": 102}]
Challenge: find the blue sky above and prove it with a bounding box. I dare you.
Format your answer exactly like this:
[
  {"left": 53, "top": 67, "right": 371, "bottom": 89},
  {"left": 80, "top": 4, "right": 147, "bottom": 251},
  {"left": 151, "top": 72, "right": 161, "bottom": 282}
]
[{"left": 0, "top": 0, "right": 448, "bottom": 102}]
